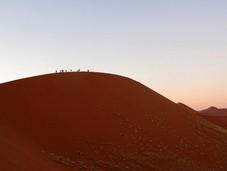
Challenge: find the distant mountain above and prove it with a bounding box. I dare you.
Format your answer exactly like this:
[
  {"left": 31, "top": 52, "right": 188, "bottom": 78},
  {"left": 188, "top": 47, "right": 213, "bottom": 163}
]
[
  {"left": 1, "top": 72, "right": 227, "bottom": 170},
  {"left": 199, "top": 107, "right": 227, "bottom": 129},
  {"left": 200, "top": 106, "right": 227, "bottom": 116}
]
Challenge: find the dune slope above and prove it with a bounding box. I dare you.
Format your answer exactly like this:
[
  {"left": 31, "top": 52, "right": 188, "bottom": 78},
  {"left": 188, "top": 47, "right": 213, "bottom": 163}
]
[{"left": 1, "top": 72, "right": 227, "bottom": 170}]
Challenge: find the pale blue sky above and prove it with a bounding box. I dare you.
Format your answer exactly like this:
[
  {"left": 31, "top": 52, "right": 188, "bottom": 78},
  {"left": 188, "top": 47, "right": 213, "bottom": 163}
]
[{"left": 0, "top": 0, "right": 226, "bottom": 109}]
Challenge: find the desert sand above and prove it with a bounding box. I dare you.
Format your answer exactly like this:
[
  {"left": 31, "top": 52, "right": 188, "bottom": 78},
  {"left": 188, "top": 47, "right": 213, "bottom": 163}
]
[{"left": 1, "top": 72, "right": 227, "bottom": 170}]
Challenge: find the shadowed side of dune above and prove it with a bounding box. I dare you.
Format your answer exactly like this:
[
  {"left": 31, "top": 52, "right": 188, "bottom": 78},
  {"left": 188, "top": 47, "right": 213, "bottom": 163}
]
[{"left": 1, "top": 72, "right": 227, "bottom": 170}]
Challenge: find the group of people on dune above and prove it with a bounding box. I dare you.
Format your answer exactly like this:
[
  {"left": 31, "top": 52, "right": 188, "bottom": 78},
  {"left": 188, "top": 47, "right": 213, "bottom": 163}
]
[{"left": 55, "top": 69, "right": 89, "bottom": 73}]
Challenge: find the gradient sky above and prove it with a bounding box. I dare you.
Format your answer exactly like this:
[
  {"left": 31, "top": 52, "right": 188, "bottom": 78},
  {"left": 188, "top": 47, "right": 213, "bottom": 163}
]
[{"left": 0, "top": 0, "right": 226, "bottom": 110}]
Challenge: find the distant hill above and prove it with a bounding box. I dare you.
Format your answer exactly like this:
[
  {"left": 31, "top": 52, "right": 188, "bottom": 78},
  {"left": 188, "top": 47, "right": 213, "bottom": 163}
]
[
  {"left": 1, "top": 72, "right": 227, "bottom": 170},
  {"left": 200, "top": 106, "right": 227, "bottom": 116},
  {"left": 199, "top": 107, "right": 227, "bottom": 129}
]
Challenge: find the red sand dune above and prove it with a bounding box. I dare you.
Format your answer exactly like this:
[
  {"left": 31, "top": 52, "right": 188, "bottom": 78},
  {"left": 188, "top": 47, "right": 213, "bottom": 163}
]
[
  {"left": 200, "top": 107, "right": 227, "bottom": 129},
  {"left": 1, "top": 72, "right": 227, "bottom": 170}
]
